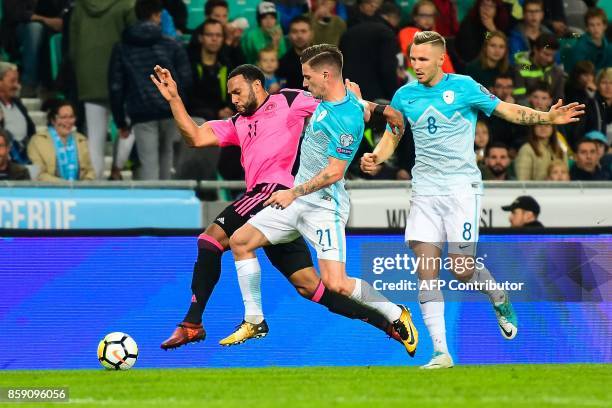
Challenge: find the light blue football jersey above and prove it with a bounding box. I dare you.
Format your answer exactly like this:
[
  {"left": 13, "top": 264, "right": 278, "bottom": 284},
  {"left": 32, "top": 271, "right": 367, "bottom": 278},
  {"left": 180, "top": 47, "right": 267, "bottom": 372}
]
[
  {"left": 294, "top": 90, "right": 364, "bottom": 216},
  {"left": 389, "top": 74, "right": 501, "bottom": 195}
]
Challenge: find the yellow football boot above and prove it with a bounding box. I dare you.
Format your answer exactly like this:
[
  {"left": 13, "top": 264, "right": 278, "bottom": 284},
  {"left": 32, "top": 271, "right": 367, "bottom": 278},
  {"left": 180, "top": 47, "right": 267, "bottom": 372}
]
[
  {"left": 219, "top": 320, "right": 269, "bottom": 346},
  {"left": 393, "top": 305, "right": 419, "bottom": 357}
]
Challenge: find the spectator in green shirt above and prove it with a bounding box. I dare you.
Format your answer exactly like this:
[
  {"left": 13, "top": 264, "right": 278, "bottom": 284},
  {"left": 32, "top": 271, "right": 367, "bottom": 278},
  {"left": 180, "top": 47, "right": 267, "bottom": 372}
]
[{"left": 241, "top": 2, "right": 287, "bottom": 64}]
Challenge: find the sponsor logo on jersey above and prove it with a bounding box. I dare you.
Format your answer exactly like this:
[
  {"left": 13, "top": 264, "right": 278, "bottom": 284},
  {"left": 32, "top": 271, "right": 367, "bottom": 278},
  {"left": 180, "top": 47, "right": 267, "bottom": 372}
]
[
  {"left": 302, "top": 91, "right": 313, "bottom": 97},
  {"left": 264, "top": 102, "right": 277, "bottom": 111},
  {"left": 336, "top": 147, "right": 353, "bottom": 155},
  {"left": 443, "top": 90, "right": 455, "bottom": 104},
  {"left": 216, "top": 217, "right": 224, "bottom": 224},
  {"left": 340, "top": 134, "right": 354, "bottom": 147}
]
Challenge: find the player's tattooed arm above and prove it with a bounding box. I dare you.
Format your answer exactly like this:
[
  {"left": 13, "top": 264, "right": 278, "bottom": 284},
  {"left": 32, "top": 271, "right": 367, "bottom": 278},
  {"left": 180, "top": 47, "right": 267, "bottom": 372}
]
[
  {"left": 151, "top": 65, "right": 219, "bottom": 147},
  {"left": 264, "top": 159, "right": 346, "bottom": 209},
  {"left": 493, "top": 100, "right": 585, "bottom": 126},
  {"left": 293, "top": 158, "right": 346, "bottom": 197}
]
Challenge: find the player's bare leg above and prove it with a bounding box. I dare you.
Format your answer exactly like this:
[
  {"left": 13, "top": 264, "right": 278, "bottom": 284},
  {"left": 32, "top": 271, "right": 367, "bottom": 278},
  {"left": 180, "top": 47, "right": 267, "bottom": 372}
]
[
  {"left": 412, "top": 241, "right": 454, "bottom": 369},
  {"left": 161, "top": 223, "right": 228, "bottom": 350},
  {"left": 318, "top": 259, "right": 418, "bottom": 357},
  {"left": 219, "top": 224, "right": 271, "bottom": 346},
  {"left": 448, "top": 251, "right": 517, "bottom": 340}
]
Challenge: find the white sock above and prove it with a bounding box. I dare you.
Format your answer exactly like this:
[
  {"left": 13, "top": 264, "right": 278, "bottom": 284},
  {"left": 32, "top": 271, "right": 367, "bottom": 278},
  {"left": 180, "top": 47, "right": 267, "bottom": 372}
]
[
  {"left": 419, "top": 281, "right": 448, "bottom": 354},
  {"left": 469, "top": 265, "right": 506, "bottom": 304},
  {"left": 236, "top": 258, "right": 263, "bottom": 324},
  {"left": 350, "top": 278, "right": 402, "bottom": 322}
]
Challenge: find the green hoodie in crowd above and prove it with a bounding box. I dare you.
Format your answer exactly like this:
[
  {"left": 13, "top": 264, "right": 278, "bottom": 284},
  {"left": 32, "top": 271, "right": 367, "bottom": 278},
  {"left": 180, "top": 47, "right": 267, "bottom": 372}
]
[{"left": 69, "top": 0, "right": 136, "bottom": 103}]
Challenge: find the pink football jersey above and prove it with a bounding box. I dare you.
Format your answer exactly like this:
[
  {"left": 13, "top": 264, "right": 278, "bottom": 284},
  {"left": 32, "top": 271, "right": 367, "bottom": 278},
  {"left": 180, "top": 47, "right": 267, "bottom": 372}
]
[{"left": 209, "top": 90, "right": 320, "bottom": 191}]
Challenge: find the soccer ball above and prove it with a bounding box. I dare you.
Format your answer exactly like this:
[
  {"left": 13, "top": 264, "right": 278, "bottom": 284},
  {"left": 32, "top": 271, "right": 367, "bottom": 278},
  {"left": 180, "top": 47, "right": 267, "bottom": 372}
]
[{"left": 97, "top": 332, "right": 138, "bottom": 370}]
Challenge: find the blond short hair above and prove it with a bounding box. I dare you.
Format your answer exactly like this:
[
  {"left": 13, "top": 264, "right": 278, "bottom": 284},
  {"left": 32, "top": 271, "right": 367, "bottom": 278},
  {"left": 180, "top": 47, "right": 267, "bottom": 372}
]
[
  {"left": 412, "top": 30, "right": 446, "bottom": 50},
  {"left": 547, "top": 159, "right": 569, "bottom": 176},
  {"left": 596, "top": 67, "right": 612, "bottom": 86}
]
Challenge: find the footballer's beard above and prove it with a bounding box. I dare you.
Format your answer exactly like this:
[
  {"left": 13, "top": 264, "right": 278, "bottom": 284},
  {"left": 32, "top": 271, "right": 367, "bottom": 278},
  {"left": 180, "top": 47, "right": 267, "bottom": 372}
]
[{"left": 240, "top": 89, "right": 259, "bottom": 116}]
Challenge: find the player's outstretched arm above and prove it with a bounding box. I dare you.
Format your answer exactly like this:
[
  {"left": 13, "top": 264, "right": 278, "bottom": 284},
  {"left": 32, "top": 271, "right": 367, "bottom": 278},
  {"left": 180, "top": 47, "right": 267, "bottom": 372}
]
[
  {"left": 150, "top": 65, "right": 219, "bottom": 147},
  {"left": 263, "top": 158, "right": 347, "bottom": 209},
  {"left": 493, "top": 99, "right": 585, "bottom": 126}
]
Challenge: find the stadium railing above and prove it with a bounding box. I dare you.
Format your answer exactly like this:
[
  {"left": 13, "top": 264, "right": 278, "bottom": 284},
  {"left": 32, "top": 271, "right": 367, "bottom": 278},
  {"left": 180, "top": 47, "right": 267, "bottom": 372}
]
[{"left": 3, "top": 179, "right": 612, "bottom": 190}]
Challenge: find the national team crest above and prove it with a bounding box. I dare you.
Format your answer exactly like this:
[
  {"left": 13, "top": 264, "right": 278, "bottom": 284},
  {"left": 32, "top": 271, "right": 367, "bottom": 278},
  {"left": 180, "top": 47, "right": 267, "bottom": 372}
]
[
  {"left": 443, "top": 90, "right": 455, "bottom": 104},
  {"left": 340, "top": 134, "right": 354, "bottom": 147},
  {"left": 316, "top": 109, "right": 328, "bottom": 122}
]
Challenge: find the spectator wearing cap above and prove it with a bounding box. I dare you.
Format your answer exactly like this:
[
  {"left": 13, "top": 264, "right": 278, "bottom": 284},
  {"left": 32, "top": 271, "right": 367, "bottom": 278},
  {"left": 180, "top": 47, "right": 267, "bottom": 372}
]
[
  {"left": 515, "top": 124, "right": 567, "bottom": 181},
  {"left": 502, "top": 196, "right": 544, "bottom": 228},
  {"left": 479, "top": 142, "right": 515, "bottom": 180},
  {"left": 0, "top": 128, "right": 30, "bottom": 180},
  {"left": 241, "top": 2, "right": 287, "bottom": 64},
  {"left": 278, "top": 16, "right": 313, "bottom": 89},
  {"left": 340, "top": 2, "right": 401, "bottom": 101},
  {"left": 0, "top": 62, "right": 36, "bottom": 165},
  {"left": 513, "top": 33, "right": 565, "bottom": 103},
  {"left": 27, "top": 101, "right": 95, "bottom": 182},
  {"left": 570, "top": 139, "right": 612, "bottom": 180},
  {"left": 585, "top": 130, "right": 610, "bottom": 162},
  {"left": 585, "top": 131, "right": 612, "bottom": 178},
  {"left": 565, "top": 8, "right": 612, "bottom": 74}
]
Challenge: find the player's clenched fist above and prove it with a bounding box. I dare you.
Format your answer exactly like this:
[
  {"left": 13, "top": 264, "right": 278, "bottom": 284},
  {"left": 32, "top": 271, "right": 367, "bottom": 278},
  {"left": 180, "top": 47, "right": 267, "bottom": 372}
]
[
  {"left": 264, "top": 189, "right": 297, "bottom": 210},
  {"left": 361, "top": 152, "right": 381, "bottom": 176},
  {"left": 150, "top": 65, "right": 179, "bottom": 101}
]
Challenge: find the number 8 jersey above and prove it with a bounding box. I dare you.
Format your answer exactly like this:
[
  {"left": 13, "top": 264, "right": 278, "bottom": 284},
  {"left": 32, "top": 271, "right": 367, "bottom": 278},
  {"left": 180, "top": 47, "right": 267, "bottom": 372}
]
[{"left": 389, "top": 74, "right": 500, "bottom": 196}]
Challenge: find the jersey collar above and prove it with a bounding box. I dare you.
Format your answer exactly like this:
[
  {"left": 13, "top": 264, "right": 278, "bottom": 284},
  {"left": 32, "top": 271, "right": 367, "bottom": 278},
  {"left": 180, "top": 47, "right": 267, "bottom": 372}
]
[{"left": 321, "top": 89, "right": 350, "bottom": 106}]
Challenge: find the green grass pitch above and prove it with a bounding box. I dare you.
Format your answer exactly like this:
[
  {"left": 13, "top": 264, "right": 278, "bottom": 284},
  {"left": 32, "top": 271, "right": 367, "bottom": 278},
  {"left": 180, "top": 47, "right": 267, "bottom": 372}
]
[{"left": 1, "top": 364, "right": 610, "bottom": 407}]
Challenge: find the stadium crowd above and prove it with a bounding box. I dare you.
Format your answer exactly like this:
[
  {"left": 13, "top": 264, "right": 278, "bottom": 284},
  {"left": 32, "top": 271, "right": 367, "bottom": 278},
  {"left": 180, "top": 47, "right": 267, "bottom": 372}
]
[{"left": 0, "top": 0, "right": 611, "bottom": 184}]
